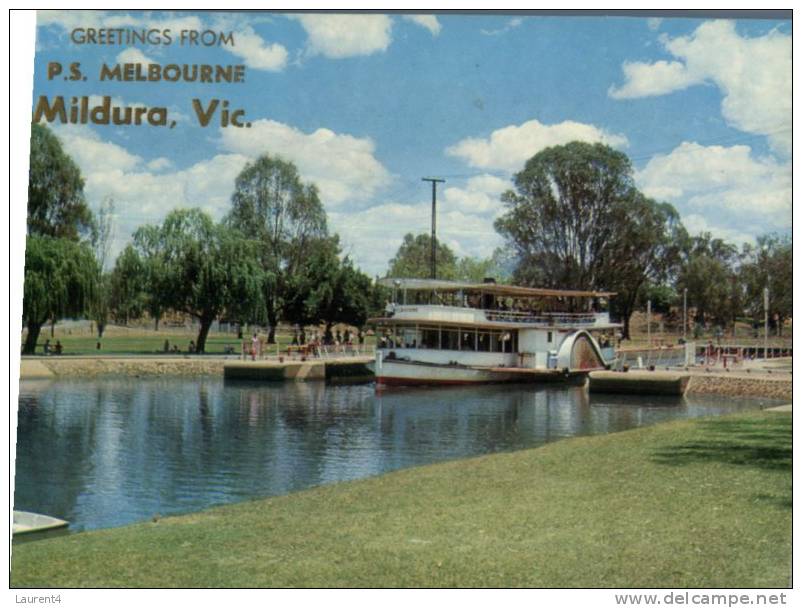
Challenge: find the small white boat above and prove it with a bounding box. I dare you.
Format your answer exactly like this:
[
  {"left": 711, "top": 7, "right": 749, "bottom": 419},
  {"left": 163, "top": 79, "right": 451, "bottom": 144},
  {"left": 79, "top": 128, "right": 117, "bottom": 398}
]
[{"left": 13, "top": 510, "right": 69, "bottom": 535}]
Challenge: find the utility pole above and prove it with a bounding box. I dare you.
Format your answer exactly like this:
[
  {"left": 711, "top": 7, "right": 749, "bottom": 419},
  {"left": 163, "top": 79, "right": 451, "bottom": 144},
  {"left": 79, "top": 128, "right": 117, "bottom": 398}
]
[
  {"left": 683, "top": 288, "right": 688, "bottom": 342},
  {"left": 422, "top": 177, "right": 445, "bottom": 279},
  {"left": 764, "top": 286, "right": 769, "bottom": 360}
]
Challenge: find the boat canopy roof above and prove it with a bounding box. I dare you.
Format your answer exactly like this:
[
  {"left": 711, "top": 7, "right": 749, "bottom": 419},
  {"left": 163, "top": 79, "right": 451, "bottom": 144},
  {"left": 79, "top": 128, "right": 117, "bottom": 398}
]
[{"left": 378, "top": 278, "right": 615, "bottom": 299}]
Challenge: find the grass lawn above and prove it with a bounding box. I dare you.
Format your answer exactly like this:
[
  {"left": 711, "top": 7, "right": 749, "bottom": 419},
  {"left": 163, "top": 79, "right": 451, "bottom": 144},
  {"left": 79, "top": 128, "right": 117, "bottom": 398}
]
[
  {"left": 30, "top": 333, "right": 246, "bottom": 355},
  {"left": 25, "top": 331, "right": 377, "bottom": 356},
  {"left": 11, "top": 410, "right": 791, "bottom": 588}
]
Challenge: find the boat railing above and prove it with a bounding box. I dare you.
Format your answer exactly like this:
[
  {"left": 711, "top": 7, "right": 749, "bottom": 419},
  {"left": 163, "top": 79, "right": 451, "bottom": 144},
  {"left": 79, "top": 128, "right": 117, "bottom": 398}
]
[
  {"left": 387, "top": 303, "right": 607, "bottom": 326},
  {"left": 483, "top": 310, "right": 599, "bottom": 325}
]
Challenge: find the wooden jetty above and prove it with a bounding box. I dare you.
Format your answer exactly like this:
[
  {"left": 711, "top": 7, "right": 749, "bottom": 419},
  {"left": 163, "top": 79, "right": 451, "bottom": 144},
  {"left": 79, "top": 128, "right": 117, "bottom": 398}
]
[
  {"left": 223, "top": 357, "right": 373, "bottom": 383},
  {"left": 589, "top": 370, "right": 690, "bottom": 396}
]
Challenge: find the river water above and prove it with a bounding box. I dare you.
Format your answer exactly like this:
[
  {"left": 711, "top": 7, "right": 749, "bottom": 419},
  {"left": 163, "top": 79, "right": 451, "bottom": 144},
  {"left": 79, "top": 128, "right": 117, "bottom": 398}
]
[{"left": 14, "top": 377, "right": 776, "bottom": 532}]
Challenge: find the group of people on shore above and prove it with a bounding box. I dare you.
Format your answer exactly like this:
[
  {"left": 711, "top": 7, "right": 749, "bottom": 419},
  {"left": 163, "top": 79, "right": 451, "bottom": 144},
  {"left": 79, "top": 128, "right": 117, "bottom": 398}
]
[
  {"left": 42, "top": 339, "right": 63, "bottom": 355},
  {"left": 162, "top": 339, "right": 195, "bottom": 354},
  {"left": 291, "top": 328, "right": 365, "bottom": 347},
  {"left": 240, "top": 327, "right": 366, "bottom": 361}
]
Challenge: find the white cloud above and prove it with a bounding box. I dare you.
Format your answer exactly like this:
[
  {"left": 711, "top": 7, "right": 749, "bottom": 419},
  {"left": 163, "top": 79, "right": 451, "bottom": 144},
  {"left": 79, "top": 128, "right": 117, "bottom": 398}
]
[
  {"left": 330, "top": 200, "right": 504, "bottom": 277},
  {"left": 680, "top": 214, "right": 756, "bottom": 247},
  {"left": 47, "top": 115, "right": 394, "bottom": 267},
  {"left": 115, "top": 47, "right": 155, "bottom": 66},
  {"left": 442, "top": 174, "right": 510, "bottom": 216},
  {"left": 293, "top": 14, "right": 392, "bottom": 59},
  {"left": 53, "top": 125, "right": 143, "bottom": 173},
  {"left": 329, "top": 174, "right": 511, "bottom": 275},
  {"left": 37, "top": 10, "right": 122, "bottom": 30},
  {"left": 608, "top": 60, "right": 702, "bottom": 98},
  {"left": 218, "top": 119, "right": 392, "bottom": 205},
  {"left": 446, "top": 119, "right": 628, "bottom": 172},
  {"left": 610, "top": 20, "right": 791, "bottom": 156},
  {"left": 481, "top": 17, "right": 523, "bottom": 36},
  {"left": 222, "top": 25, "right": 287, "bottom": 71},
  {"left": 47, "top": 125, "right": 247, "bottom": 256},
  {"left": 403, "top": 15, "right": 441, "bottom": 36},
  {"left": 635, "top": 141, "right": 791, "bottom": 240},
  {"left": 146, "top": 157, "right": 172, "bottom": 172},
  {"left": 47, "top": 123, "right": 503, "bottom": 277}
]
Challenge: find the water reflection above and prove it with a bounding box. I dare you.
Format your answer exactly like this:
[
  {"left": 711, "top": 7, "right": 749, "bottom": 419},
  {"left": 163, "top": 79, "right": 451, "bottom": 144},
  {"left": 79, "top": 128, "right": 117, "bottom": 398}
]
[{"left": 14, "top": 378, "right": 773, "bottom": 532}]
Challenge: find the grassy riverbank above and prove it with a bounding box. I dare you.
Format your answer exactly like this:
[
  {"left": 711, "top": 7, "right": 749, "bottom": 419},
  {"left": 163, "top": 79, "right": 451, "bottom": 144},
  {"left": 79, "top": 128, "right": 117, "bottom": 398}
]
[
  {"left": 11, "top": 409, "right": 790, "bottom": 588},
  {"left": 21, "top": 324, "right": 377, "bottom": 356}
]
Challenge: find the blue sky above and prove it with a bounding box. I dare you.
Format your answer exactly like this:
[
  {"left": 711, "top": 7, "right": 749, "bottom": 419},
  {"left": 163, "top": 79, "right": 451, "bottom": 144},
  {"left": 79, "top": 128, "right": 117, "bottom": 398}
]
[{"left": 32, "top": 11, "right": 791, "bottom": 276}]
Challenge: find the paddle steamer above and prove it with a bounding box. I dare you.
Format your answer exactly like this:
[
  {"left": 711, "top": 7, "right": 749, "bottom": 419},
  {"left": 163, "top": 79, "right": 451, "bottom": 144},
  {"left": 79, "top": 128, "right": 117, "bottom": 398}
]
[{"left": 369, "top": 278, "right": 620, "bottom": 386}]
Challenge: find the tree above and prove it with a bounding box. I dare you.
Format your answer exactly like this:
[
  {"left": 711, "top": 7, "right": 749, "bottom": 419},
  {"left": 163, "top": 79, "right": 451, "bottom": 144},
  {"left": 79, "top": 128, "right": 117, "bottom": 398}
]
[
  {"left": 740, "top": 233, "right": 791, "bottom": 335},
  {"left": 603, "top": 195, "right": 686, "bottom": 339},
  {"left": 22, "top": 236, "right": 98, "bottom": 354},
  {"left": 27, "top": 123, "right": 94, "bottom": 240},
  {"left": 386, "top": 233, "right": 459, "bottom": 279},
  {"left": 134, "top": 209, "right": 265, "bottom": 352},
  {"left": 88, "top": 197, "right": 116, "bottom": 338},
  {"left": 282, "top": 237, "right": 342, "bottom": 329},
  {"left": 496, "top": 142, "right": 635, "bottom": 289},
  {"left": 455, "top": 256, "right": 495, "bottom": 283},
  {"left": 676, "top": 233, "right": 739, "bottom": 329},
  {"left": 109, "top": 245, "right": 147, "bottom": 325},
  {"left": 226, "top": 155, "right": 328, "bottom": 342},
  {"left": 310, "top": 256, "right": 375, "bottom": 341},
  {"left": 90, "top": 274, "right": 112, "bottom": 339},
  {"left": 131, "top": 224, "right": 166, "bottom": 330},
  {"left": 23, "top": 125, "right": 98, "bottom": 351},
  {"left": 495, "top": 141, "right": 684, "bottom": 337},
  {"left": 283, "top": 237, "right": 377, "bottom": 341},
  {"left": 637, "top": 283, "right": 678, "bottom": 315}
]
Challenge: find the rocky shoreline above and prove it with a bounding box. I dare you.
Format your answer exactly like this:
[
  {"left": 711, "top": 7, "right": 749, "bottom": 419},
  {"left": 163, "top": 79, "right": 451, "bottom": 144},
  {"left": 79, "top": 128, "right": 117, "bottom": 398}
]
[
  {"left": 19, "top": 357, "right": 229, "bottom": 378},
  {"left": 686, "top": 373, "right": 792, "bottom": 401}
]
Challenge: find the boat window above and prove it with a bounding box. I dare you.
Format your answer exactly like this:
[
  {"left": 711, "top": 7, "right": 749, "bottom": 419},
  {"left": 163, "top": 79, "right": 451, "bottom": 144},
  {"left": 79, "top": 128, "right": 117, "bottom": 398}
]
[
  {"left": 442, "top": 329, "right": 460, "bottom": 351},
  {"left": 477, "top": 332, "right": 491, "bottom": 352},
  {"left": 420, "top": 328, "right": 439, "bottom": 349},
  {"left": 547, "top": 331, "right": 553, "bottom": 343},
  {"left": 499, "top": 331, "right": 517, "bottom": 353},
  {"left": 384, "top": 332, "right": 399, "bottom": 348},
  {"left": 461, "top": 330, "right": 476, "bottom": 352},
  {"left": 401, "top": 327, "right": 418, "bottom": 348}
]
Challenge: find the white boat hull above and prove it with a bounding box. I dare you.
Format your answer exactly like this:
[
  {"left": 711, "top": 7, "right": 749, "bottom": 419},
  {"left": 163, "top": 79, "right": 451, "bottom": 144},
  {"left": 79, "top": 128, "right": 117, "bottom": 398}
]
[
  {"left": 372, "top": 358, "right": 517, "bottom": 386},
  {"left": 13, "top": 510, "right": 69, "bottom": 535}
]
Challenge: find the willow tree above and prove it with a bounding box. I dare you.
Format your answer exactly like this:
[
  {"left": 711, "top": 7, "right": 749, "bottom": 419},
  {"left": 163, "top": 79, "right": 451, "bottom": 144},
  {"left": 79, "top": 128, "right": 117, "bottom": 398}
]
[
  {"left": 23, "top": 125, "right": 99, "bottom": 352},
  {"left": 134, "top": 209, "right": 264, "bottom": 353},
  {"left": 22, "top": 236, "right": 97, "bottom": 354},
  {"left": 226, "top": 155, "right": 328, "bottom": 342}
]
